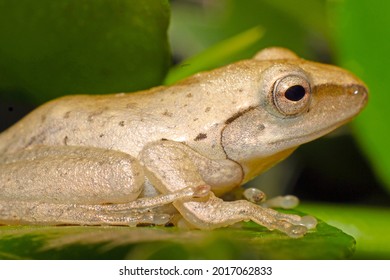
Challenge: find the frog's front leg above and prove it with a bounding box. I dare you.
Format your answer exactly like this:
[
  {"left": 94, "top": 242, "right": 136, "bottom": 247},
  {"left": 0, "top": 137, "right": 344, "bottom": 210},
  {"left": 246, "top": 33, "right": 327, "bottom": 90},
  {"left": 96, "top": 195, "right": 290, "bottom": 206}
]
[
  {"left": 0, "top": 146, "right": 208, "bottom": 225},
  {"left": 141, "top": 141, "right": 316, "bottom": 238}
]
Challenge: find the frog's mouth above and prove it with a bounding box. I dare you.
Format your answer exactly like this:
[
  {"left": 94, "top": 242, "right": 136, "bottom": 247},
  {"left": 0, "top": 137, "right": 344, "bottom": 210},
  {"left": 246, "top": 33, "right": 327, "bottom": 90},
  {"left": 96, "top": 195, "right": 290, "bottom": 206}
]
[{"left": 269, "top": 118, "right": 352, "bottom": 148}]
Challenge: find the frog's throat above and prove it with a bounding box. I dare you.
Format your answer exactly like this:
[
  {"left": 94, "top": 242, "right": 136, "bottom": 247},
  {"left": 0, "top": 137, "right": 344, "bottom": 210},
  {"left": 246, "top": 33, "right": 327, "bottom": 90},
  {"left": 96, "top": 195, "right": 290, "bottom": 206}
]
[{"left": 239, "top": 147, "right": 297, "bottom": 184}]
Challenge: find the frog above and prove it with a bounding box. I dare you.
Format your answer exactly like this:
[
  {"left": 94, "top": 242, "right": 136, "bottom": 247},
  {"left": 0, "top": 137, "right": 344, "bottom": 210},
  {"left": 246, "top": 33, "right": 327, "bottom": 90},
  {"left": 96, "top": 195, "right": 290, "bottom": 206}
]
[{"left": 0, "top": 47, "right": 368, "bottom": 238}]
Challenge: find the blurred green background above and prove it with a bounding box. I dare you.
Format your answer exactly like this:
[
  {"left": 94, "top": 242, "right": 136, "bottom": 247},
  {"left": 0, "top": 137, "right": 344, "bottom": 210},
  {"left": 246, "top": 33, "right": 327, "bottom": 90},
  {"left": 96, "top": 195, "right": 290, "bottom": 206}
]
[{"left": 0, "top": 0, "right": 389, "bottom": 259}]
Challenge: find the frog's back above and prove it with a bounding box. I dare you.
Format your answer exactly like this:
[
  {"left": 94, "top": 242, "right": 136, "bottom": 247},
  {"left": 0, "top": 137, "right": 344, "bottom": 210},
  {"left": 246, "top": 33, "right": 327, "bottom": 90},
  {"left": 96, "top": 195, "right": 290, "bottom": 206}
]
[
  {"left": 0, "top": 93, "right": 151, "bottom": 155},
  {"left": 0, "top": 59, "right": 268, "bottom": 158}
]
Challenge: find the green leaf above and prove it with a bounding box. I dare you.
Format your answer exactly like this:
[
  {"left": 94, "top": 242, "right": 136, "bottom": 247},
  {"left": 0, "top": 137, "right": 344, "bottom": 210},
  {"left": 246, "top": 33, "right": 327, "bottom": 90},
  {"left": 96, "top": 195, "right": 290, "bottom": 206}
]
[
  {"left": 170, "top": 0, "right": 327, "bottom": 61},
  {"left": 0, "top": 211, "right": 355, "bottom": 259},
  {"left": 259, "top": 0, "right": 328, "bottom": 38},
  {"left": 0, "top": 0, "right": 171, "bottom": 103},
  {"left": 329, "top": 0, "right": 390, "bottom": 193},
  {"left": 165, "top": 26, "right": 265, "bottom": 84},
  {"left": 298, "top": 203, "right": 390, "bottom": 259}
]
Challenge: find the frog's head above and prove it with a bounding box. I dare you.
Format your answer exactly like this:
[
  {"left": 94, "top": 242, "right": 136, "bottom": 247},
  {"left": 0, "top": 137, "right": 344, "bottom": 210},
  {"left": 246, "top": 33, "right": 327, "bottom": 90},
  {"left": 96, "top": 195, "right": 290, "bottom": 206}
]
[{"left": 221, "top": 47, "right": 368, "bottom": 183}]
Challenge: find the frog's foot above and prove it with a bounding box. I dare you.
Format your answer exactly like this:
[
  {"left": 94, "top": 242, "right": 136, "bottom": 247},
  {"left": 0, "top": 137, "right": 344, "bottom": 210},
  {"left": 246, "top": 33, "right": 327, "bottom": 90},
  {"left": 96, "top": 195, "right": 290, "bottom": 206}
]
[
  {"left": 261, "top": 195, "right": 300, "bottom": 209},
  {"left": 176, "top": 193, "right": 316, "bottom": 238}
]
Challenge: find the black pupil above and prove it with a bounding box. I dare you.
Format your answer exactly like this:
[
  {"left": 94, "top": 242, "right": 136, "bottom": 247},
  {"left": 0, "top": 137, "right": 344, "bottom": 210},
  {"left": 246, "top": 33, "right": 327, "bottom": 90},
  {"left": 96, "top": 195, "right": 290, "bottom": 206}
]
[{"left": 284, "top": 85, "right": 306, "bottom": 101}]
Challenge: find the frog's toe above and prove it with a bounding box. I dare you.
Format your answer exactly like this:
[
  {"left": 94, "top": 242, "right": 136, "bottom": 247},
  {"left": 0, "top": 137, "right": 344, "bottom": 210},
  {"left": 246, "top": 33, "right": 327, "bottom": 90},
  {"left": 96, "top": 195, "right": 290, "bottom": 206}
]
[
  {"left": 278, "top": 214, "right": 317, "bottom": 231},
  {"left": 273, "top": 211, "right": 317, "bottom": 230},
  {"left": 141, "top": 213, "right": 172, "bottom": 226},
  {"left": 266, "top": 218, "right": 308, "bottom": 238},
  {"left": 243, "top": 188, "right": 266, "bottom": 203},
  {"left": 284, "top": 224, "right": 308, "bottom": 238},
  {"left": 261, "top": 195, "right": 299, "bottom": 209},
  {"left": 297, "top": 215, "right": 317, "bottom": 229},
  {"left": 192, "top": 184, "right": 211, "bottom": 198}
]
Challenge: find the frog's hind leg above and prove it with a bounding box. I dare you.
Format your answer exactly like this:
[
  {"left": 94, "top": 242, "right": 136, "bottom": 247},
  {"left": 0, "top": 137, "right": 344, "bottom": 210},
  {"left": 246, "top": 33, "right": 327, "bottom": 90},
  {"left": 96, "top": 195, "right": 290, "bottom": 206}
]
[
  {"left": 0, "top": 185, "right": 210, "bottom": 226},
  {"left": 0, "top": 145, "right": 146, "bottom": 205},
  {"left": 0, "top": 145, "right": 209, "bottom": 225}
]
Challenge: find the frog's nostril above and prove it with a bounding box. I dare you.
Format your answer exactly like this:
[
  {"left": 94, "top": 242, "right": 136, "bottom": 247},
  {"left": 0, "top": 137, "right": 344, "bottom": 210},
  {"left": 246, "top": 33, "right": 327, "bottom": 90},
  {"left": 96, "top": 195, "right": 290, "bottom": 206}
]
[
  {"left": 351, "top": 84, "right": 367, "bottom": 96},
  {"left": 349, "top": 84, "right": 368, "bottom": 107}
]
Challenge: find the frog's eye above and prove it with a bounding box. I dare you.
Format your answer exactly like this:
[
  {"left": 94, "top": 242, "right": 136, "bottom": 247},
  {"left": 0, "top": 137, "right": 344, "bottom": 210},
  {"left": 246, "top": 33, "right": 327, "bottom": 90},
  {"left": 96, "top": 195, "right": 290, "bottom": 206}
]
[{"left": 272, "top": 75, "right": 311, "bottom": 116}]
